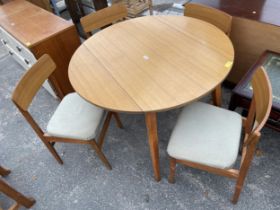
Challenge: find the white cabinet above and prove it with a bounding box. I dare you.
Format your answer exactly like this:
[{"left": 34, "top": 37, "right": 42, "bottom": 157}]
[{"left": 0, "top": 26, "right": 57, "bottom": 98}]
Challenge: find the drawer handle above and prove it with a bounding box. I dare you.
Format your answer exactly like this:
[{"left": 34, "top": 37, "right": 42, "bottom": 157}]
[
  {"left": 8, "top": 51, "right": 14, "bottom": 55},
  {"left": 24, "top": 59, "right": 30, "bottom": 65},
  {"left": 16, "top": 46, "right": 22, "bottom": 52}
]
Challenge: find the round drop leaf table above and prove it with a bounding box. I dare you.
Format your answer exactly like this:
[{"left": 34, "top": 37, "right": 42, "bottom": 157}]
[{"left": 69, "top": 15, "right": 234, "bottom": 181}]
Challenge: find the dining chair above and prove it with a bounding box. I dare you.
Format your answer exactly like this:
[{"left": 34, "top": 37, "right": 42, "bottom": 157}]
[
  {"left": 12, "top": 54, "right": 123, "bottom": 170},
  {"left": 80, "top": 2, "right": 128, "bottom": 38},
  {"left": 167, "top": 66, "right": 272, "bottom": 204},
  {"left": 184, "top": 3, "right": 232, "bottom": 106},
  {"left": 0, "top": 166, "right": 36, "bottom": 210}
]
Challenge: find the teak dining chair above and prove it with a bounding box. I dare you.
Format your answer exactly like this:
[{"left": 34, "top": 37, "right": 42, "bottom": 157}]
[
  {"left": 167, "top": 67, "right": 272, "bottom": 204},
  {"left": 184, "top": 3, "right": 233, "bottom": 106},
  {"left": 0, "top": 166, "right": 36, "bottom": 210},
  {"left": 12, "top": 54, "right": 123, "bottom": 169},
  {"left": 80, "top": 3, "right": 128, "bottom": 38}
]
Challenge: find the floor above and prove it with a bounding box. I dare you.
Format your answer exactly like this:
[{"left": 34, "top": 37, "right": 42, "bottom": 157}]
[{"left": 1, "top": 2, "right": 280, "bottom": 210}]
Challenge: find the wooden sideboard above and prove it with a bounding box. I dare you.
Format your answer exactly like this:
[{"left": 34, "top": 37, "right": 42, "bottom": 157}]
[
  {"left": 188, "top": 0, "right": 280, "bottom": 84},
  {"left": 0, "top": 0, "right": 81, "bottom": 99},
  {"left": 27, "top": 0, "right": 52, "bottom": 11},
  {"left": 0, "top": 0, "right": 52, "bottom": 11}
]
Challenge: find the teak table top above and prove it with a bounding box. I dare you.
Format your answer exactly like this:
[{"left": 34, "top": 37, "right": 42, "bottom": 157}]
[{"left": 69, "top": 16, "right": 234, "bottom": 113}]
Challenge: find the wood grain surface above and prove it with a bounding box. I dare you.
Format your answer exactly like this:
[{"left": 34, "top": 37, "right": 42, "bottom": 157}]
[
  {"left": 69, "top": 16, "right": 234, "bottom": 113},
  {"left": 0, "top": 0, "right": 73, "bottom": 47}
]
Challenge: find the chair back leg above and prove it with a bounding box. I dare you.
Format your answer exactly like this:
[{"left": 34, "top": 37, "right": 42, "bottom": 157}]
[
  {"left": 168, "top": 158, "right": 177, "bottom": 184},
  {"left": 19, "top": 110, "right": 63, "bottom": 164}
]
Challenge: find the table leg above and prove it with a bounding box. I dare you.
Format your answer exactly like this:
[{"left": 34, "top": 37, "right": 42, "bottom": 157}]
[{"left": 145, "top": 112, "right": 161, "bottom": 182}]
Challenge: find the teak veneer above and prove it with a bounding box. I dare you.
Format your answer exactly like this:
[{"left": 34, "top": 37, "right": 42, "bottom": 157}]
[{"left": 69, "top": 16, "right": 234, "bottom": 181}]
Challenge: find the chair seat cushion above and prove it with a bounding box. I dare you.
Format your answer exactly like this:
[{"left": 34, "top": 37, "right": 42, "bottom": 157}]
[
  {"left": 167, "top": 102, "right": 242, "bottom": 169},
  {"left": 47, "top": 93, "right": 104, "bottom": 140}
]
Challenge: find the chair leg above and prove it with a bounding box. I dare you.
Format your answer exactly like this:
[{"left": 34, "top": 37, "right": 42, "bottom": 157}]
[
  {"left": 0, "top": 179, "right": 36, "bottom": 208},
  {"left": 43, "top": 140, "right": 63, "bottom": 165},
  {"left": 232, "top": 145, "right": 256, "bottom": 204},
  {"left": 8, "top": 202, "right": 20, "bottom": 210},
  {"left": 212, "top": 84, "right": 222, "bottom": 107},
  {"left": 0, "top": 166, "right": 11, "bottom": 177},
  {"left": 168, "top": 158, "right": 177, "bottom": 184},
  {"left": 90, "top": 140, "right": 112, "bottom": 170},
  {"left": 98, "top": 112, "right": 113, "bottom": 149},
  {"left": 112, "top": 112, "right": 123, "bottom": 129},
  {"left": 231, "top": 178, "right": 245, "bottom": 204}
]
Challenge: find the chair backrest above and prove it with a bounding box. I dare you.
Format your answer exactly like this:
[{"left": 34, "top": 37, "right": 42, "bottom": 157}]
[
  {"left": 12, "top": 54, "right": 56, "bottom": 111},
  {"left": 248, "top": 67, "right": 273, "bottom": 133},
  {"left": 240, "top": 67, "right": 272, "bottom": 175},
  {"left": 184, "top": 3, "right": 232, "bottom": 35},
  {"left": 80, "top": 3, "right": 128, "bottom": 35}
]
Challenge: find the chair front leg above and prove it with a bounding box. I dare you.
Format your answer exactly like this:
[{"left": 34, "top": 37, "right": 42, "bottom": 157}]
[
  {"left": 90, "top": 140, "right": 112, "bottom": 170},
  {"left": 168, "top": 158, "right": 177, "bottom": 184}
]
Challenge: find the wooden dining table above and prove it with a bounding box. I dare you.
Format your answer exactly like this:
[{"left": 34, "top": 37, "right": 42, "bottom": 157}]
[{"left": 68, "top": 15, "right": 234, "bottom": 181}]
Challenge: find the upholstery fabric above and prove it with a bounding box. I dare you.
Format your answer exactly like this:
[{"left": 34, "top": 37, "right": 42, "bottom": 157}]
[
  {"left": 167, "top": 102, "right": 242, "bottom": 169},
  {"left": 47, "top": 93, "right": 104, "bottom": 140}
]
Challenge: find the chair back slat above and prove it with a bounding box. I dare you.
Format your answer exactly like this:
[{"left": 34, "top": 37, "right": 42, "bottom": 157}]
[
  {"left": 184, "top": 3, "right": 232, "bottom": 35},
  {"left": 12, "top": 54, "right": 56, "bottom": 111},
  {"left": 251, "top": 67, "right": 273, "bottom": 132},
  {"left": 81, "top": 3, "right": 128, "bottom": 34}
]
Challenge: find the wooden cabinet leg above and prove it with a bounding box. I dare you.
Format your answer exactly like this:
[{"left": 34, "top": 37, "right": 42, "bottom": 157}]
[
  {"left": 145, "top": 112, "right": 161, "bottom": 182},
  {"left": 0, "top": 179, "right": 35, "bottom": 208}
]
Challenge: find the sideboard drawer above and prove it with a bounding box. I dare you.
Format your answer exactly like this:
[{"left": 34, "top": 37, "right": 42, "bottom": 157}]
[
  {"left": 5, "top": 44, "right": 27, "bottom": 67},
  {"left": 0, "top": 27, "right": 36, "bottom": 64},
  {"left": 0, "top": 26, "right": 57, "bottom": 98}
]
